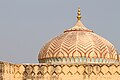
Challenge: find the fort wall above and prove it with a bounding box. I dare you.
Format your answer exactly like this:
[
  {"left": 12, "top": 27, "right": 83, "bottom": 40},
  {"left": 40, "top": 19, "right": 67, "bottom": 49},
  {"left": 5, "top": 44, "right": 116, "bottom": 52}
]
[{"left": 0, "top": 61, "right": 120, "bottom": 80}]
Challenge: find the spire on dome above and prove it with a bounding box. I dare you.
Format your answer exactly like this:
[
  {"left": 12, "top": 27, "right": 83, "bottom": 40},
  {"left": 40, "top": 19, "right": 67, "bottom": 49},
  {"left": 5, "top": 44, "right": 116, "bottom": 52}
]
[
  {"left": 64, "top": 7, "right": 92, "bottom": 33},
  {"left": 77, "top": 7, "right": 82, "bottom": 21}
]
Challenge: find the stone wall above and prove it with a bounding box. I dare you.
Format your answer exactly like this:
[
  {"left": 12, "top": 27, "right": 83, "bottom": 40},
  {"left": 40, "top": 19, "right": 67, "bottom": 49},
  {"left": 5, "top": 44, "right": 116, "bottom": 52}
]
[
  {"left": 0, "top": 61, "right": 120, "bottom": 80},
  {"left": 0, "top": 62, "right": 4, "bottom": 80}
]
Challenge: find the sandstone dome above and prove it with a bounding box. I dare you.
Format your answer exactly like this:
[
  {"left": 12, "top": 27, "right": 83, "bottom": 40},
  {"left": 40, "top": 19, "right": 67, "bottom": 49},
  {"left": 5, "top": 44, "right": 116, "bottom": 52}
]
[{"left": 38, "top": 8, "right": 119, "bottom": 63}]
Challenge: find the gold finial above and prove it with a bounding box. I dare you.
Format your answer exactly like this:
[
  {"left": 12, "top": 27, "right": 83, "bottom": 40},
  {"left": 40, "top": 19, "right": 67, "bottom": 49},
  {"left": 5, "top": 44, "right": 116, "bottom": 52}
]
[{"left": 77, "top": 7, "right": 82, "bottom": 21}]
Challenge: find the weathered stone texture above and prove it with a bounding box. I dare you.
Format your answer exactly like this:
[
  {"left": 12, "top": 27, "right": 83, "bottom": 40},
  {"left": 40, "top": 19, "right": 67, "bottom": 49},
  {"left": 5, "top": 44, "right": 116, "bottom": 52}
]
[{"left": 0, "top": 61, "right": 120, "bottom": 80}]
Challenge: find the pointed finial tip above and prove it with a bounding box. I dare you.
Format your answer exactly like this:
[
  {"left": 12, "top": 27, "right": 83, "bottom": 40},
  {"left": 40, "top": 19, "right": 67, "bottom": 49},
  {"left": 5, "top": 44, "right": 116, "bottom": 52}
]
[{"left": 77, "top": 7, "right": 82, "bottom": 21}]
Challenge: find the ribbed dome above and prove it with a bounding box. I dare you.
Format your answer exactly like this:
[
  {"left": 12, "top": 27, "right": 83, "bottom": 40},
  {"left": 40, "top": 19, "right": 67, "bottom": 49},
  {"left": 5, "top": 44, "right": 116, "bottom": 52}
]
[{"left": 38, "top": 8, "right": 119, "bottom": 63}]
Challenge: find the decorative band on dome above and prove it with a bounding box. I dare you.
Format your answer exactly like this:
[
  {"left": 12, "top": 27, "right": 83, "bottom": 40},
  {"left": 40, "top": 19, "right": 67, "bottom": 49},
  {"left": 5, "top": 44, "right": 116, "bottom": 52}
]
[
  {"left": 64, "top": 29, "right": 93, "bottom": 33},
  {"left": 39, "top": 57, "right": 118, "bottom": 63}
]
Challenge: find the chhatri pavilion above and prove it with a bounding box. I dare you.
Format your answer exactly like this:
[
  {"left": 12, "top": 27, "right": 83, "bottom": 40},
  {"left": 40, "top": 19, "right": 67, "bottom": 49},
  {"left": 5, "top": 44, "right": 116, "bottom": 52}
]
[{"left": 0, "top": 8, "right": 120, "bottom": 80}]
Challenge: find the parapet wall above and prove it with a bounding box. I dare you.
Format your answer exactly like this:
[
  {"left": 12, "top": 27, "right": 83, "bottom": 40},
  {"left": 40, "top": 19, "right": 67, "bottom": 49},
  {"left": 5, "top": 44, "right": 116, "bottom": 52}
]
[{"left": 0, "top": 61, "right": 120, "bottom": 80}]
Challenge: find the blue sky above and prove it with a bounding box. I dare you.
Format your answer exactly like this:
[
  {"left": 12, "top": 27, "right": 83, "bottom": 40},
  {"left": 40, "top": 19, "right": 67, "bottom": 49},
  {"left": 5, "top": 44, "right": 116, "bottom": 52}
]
[{"left": 0, "top": 0, "right": 120, "bottom": 63}]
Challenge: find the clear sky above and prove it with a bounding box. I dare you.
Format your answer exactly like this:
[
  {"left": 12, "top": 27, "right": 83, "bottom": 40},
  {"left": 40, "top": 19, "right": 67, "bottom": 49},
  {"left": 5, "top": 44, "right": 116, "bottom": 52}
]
[{"left": 0, "top": 0, "right": 120, "bottom": 63}]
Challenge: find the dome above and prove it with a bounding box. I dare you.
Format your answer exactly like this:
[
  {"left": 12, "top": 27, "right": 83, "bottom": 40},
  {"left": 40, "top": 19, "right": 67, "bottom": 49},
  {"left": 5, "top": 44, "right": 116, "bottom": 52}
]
[{"left": 38, "top": 8, "right": 119, "bottom": 63}]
